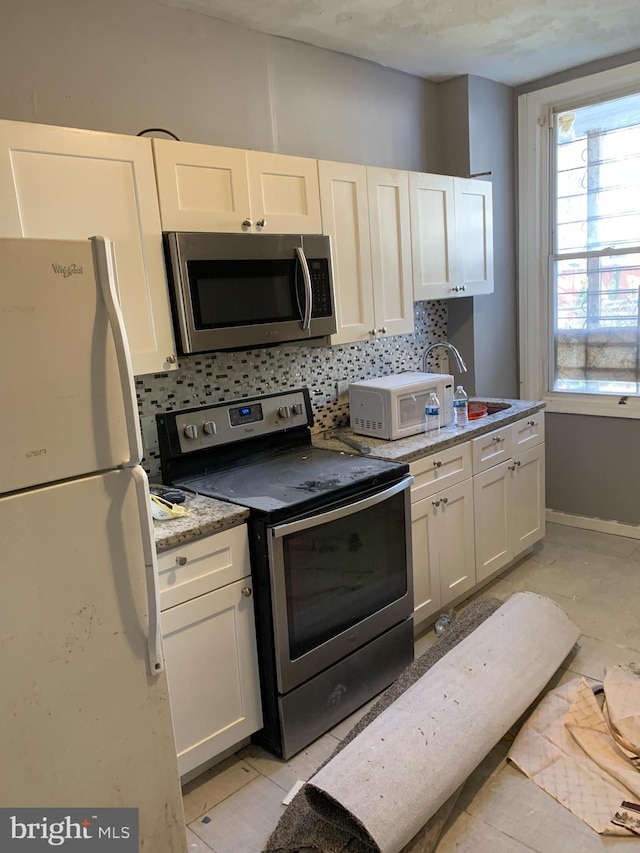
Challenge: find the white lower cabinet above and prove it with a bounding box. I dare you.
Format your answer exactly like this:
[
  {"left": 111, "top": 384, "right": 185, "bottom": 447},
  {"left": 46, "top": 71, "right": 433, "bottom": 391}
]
[
  {"left": 411, "top": 479, "right": 475, "bottom": 625},
  {"left": 410, "top": 413, "right": 545, "bottom": 628},
  {"left": 474, "top": 443, "right": 545, "bottom": 583},
  {"left": 157, "top": 525, "right": 262, "bottom": 777}
]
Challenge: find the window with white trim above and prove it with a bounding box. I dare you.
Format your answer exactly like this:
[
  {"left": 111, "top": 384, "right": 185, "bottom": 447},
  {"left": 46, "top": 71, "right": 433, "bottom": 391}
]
[
  {"left": 518, "top": 62, "right": 640, "bottom": 417},
  {"left": 552, "top": 93, "right": 640, "bottom": 394}
]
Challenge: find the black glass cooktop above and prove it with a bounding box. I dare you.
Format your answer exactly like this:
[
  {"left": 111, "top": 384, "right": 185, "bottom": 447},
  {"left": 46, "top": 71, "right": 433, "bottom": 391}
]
[{"left": 175, "top": 446, "right": 408, "bottom": 517}]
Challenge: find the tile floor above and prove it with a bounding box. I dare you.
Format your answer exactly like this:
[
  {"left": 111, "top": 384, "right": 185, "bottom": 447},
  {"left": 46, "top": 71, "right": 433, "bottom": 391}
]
[{"left": 183, "top": 523, "right": 640, "bottom": 852}]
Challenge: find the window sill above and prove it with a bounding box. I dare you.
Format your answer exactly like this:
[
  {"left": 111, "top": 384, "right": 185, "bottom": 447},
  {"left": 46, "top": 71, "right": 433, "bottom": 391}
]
[{"left": 542, "top": 392, "right": 640, "bottom": 419}]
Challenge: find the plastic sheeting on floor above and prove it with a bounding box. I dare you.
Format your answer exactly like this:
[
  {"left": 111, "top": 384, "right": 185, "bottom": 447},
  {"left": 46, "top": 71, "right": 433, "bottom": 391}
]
[
  {"left": 300, "top": 592, "right": 579, "bottom": 853},
  {"left": 508, "top": 665, "right": 640, "bottom": 836}
]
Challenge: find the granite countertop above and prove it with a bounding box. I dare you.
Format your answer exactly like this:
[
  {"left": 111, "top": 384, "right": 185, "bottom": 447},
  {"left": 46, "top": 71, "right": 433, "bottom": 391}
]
[
  {"left": 152, "top": 492, "right": 249, "bottom": 553},
  {"left": 152, "top": 398, "right": 543, "bottom": 550},
  {"left": 313, "top": 398, "right": 545, "bottom": 463}
]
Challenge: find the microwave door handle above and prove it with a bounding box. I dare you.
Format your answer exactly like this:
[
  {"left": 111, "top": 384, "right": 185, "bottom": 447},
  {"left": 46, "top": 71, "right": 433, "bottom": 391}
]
[{"left": 295, "top": 246, "right": 313, "bottom": 330}]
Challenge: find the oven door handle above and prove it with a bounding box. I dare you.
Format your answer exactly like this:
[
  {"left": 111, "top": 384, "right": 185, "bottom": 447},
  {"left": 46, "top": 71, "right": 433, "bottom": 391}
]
[
  {"left": 270, "top": 475, "right": 414, "bottom": 539},
  {"left": 295, "top": 246, "right": 313, "bottom": 331}
]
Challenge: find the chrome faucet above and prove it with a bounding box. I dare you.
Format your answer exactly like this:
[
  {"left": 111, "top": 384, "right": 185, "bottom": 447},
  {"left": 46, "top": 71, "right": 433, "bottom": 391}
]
[{"left": 422, "top": 342, "right": 468, "bottom": 374}]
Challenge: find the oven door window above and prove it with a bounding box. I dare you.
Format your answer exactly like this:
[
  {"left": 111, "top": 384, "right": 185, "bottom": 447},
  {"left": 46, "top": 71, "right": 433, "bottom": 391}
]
[
  {"left": 281, "top": 489, "right": 408, "bottom": 660},
  {"left": 187, "top": 258, "right": 304, "bottom": 329}
]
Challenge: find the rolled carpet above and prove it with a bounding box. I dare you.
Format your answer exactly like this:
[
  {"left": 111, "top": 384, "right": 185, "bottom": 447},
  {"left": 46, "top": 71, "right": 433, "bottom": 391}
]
[
  {"left": 266, "top": 596, "right": 502, "bottom": 853},
  {"left": 266, "top": 592, "right": 579, "bottom": 853}
]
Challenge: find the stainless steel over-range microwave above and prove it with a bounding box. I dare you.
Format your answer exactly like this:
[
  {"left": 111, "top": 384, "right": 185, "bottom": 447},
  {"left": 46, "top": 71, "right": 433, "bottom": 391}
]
[{"left": 164, "top": 232, "right": 337, "bottom": 354}]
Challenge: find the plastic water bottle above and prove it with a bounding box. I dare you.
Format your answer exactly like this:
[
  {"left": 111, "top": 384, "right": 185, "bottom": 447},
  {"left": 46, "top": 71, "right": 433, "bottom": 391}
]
[
  {"left": 453, "top": 385, "right": 469, "bottom": 428},
  {"left": 434, "top": 609, "right": 457, "bottom": 637},
  {"left": 425, "top": 392, "right": 440, "bottom": 433}
]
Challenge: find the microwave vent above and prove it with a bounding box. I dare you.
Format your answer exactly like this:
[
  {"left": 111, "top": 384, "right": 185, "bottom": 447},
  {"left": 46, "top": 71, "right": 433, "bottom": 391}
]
[{"left": 353, "top": 416, "right": 383, "bottom": 432}]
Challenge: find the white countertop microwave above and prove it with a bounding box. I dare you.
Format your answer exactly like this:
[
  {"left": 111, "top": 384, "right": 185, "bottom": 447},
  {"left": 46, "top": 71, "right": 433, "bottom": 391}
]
[{"left": 349, "top": 372, "right": 455, "bottom": 440}]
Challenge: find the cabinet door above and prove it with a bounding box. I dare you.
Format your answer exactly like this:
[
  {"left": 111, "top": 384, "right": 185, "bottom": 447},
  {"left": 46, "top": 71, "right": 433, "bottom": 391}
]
[
  {"left": 510, "top": 444, "right": 546, "bottom": 555},
  {"left": 247, "top": 151, "right": 322, "bottom": 234},
  {"left": 318, "top": 160, "right": 375, "bottom": 345},
  {"left": 0, "top": 120, "right": 176, "bottom": 375},
  {"left": 153, "top": 139, "right": 251, "bottom": 233},
  {"left": 161, "top": 577, "right": 262, "bottom": 777},
  {"left": 435, "top": 479, "right": 476, "bottom": 605},
  {"left": 411, "top": 497, "right": 442, "bottom": 628},
  {"left": 454, "top": 178, "right": 493, "bottom": 296},
  {"left": 367, "top": 167, "right": 414, "bottom": 337},
  {"left": 409, "top": 172, "right": 459, "bottom": 300},
  {"left": 474, "top": 459, "right": 512, "bottom": 582}
]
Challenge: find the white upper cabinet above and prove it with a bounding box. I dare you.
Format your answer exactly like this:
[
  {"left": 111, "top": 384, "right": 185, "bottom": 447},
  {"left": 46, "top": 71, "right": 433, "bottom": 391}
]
[
  {"left": 246, "top": 150, "right": 322, "bottom": 234},
  {"left": 319, "top": 161, "right": 414, "bottom": 344},
  {"left": 318, "top": 160, "right": 374, "bottom": 345},
  {"left": 410, "top": 173, "right": 458, "bottom": 300},
  {"left": 410, "top": 174, "right": 493, "bottom": 300},
  {"left": 0, "top": 120, "right": 177, "bottom": 375},
  {"left": 455, "top": 178, "right": 493, "bottom": 295},
  {"left": 367, "top": 167, "right": 414, "bottom": 337},
  {"left": 153, "top": 140, "right": 251, "bottom": 233},
  {"left": 153, "top": 140, "right": 322, "bottom": 234}
]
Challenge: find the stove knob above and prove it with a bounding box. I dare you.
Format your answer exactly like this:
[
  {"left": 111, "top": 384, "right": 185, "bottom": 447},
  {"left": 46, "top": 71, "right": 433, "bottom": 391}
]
[
  {"left": 183, "top": 424, "right": 198, "bottom": 440},
  {"left": 202, "top": 421, "right": 216, "bottom": 435},
  {"left": 277, "top": 406, "right": 291, "bottom": 419},
  {"left": 292, "top": 403, "right": 304, "bottom": 415}
]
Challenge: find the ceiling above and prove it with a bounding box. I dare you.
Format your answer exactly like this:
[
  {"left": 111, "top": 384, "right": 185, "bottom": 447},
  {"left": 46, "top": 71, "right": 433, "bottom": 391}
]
[{"left": 154, "top": 0, "right": 640, "bottom": 86}]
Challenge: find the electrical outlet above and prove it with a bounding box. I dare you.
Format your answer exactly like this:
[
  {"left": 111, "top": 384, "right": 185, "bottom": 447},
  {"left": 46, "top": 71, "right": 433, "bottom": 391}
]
[{"left": 336, "top": 380, "right": 349, "bottom": 398}]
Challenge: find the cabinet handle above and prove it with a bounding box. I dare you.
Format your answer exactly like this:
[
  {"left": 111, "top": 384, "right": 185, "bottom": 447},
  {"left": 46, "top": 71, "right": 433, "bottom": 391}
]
[
  {"left": 441, "top": 496, "right": 448, "bottom": 504},
  {"left": 433, "top": 460, "right": 442, "bottom": 468},
  {"left": 432, "top": 499, "right": 440, "bottom": 507},
  {"left": 508, "top": 464, "right": 516, "bottom": 471},
  {"left": 166, "top": 354, "right": 176, "bottom": 364},
  {"left": 241, "top": 586, "right": 253, "bottom": 597},
  {"left": 377, "top": 327, "right": 387, "bottom": 334},
  {"left": 369, "top": 329, "right": 377, "bottom": 337},
  {"left": 461, "top": 285, "right": 466, "bottom": 292},
  {"left": 515, "top": 460, "right": 521, "bottom": 467},
  {"left": 176, "top": 555, "right": 187, "bottom": 566},
  {"left": 256, "top": 218, "right": 267, "bottom": 228},
  {"left": 242, "top": 218, "right": 253, "bottom": 227},
  {"left": 527, "top": 420, "right": 536, "bottom": 427},
  {"left": 492, "top": 435, "right": 502, "bottom": 443}
]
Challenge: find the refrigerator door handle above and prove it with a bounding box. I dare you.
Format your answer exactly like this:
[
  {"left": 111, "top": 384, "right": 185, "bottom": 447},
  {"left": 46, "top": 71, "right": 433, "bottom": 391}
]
[
  {"left": 132, "top": 466, "right": 165, "bottom": 676},
  {"left": 91, "top": 235, "right": 143, "bottom": 468}
]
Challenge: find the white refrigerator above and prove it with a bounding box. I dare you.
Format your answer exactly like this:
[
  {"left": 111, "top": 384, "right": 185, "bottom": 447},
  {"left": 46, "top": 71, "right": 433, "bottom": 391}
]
[{"left": 0, "top": 237, "right": 186, "bottom": 852}]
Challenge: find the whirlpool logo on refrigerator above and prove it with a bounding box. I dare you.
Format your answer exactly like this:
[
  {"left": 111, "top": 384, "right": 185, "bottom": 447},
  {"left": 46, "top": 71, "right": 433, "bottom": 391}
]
[
  {"left": 0, "top": 809, "right": 138, "bottom": 850},
  {"left": 51, "top": 263, "right": 84, "bottom": 278}
]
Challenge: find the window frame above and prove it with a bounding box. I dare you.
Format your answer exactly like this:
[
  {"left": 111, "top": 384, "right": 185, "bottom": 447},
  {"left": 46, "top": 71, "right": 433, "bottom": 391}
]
[{"left": 518, "top": 61, "right": 640, "bottom": 418}]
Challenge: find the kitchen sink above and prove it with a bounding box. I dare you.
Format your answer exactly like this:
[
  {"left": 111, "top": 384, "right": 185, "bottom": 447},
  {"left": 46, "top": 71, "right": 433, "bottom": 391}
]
[{"left": 473, "top": 400, "right": 512, "bottom": 416}]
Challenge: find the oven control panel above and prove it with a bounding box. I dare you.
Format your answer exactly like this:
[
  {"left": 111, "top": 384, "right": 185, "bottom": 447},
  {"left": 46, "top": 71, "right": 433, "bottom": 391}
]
[{"left": 165, "top": 389, "right": 312, "bottom": 455}]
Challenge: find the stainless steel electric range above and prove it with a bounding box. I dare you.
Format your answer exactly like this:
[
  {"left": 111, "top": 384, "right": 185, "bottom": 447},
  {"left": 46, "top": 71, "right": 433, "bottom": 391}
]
[{"left": 157, "top": 388, "right": 414, "bottom": 758}]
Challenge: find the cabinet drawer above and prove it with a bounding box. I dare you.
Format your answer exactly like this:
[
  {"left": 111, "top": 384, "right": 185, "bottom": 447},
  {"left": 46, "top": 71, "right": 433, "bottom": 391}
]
[
  {"left": 158, "top": 525, "right": 250, "bottom": 611},
  {"left": 513, "top": 412, "right": 545, "bottom": 451},
  {"left": 471, "top": 424, "right": 513, "bottom": 474},
  {"left": 410, "top": 442, "right": 471, "bottom": 502}
]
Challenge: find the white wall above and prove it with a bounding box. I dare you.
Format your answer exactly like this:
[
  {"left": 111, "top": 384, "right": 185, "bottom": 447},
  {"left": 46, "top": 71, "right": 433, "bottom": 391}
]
[{"left": 0, "top": 0, "right": 441, "bottom": 171}]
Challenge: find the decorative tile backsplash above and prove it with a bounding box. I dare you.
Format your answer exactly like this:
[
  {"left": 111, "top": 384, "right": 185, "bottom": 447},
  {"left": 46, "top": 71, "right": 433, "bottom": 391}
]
[{"left": 138, "top": 300, "right": 447, "bottom": 479}]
